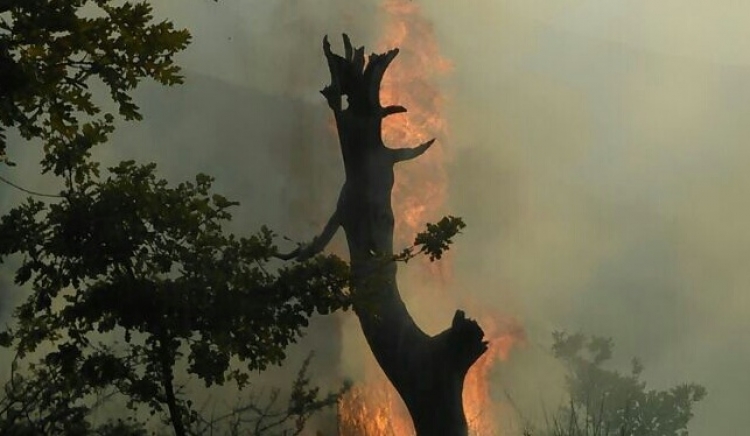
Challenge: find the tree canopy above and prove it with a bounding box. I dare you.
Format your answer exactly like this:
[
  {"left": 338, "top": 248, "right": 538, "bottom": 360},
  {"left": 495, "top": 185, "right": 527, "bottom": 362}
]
[
  {"left": 0, "top": 1, "right": 355, "bottom": 434},
  {"left": 0, "top": 0, "right": 189, "bottom": 172},
  {"left": 0, "top": 159, "right": 353, "bottom": 433},
  {"left": 540, "top": 332, "right": 706, "bottom": 436}
]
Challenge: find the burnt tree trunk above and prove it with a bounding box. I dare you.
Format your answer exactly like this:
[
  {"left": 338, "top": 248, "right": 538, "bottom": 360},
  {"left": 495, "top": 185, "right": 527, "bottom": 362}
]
[{"left": 284, "top": 35, "right": 487, "bottom": 436}]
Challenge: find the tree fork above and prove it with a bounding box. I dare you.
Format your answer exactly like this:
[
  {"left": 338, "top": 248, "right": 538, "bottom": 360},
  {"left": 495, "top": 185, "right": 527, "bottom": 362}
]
[{"left": 282, "top": 34, "right": 487, "bottom": 435}]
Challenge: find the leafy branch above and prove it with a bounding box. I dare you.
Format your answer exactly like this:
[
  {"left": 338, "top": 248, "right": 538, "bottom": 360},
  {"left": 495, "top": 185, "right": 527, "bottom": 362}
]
[{"left": 395, "top": 215, "right": 466, "bottom": 262}]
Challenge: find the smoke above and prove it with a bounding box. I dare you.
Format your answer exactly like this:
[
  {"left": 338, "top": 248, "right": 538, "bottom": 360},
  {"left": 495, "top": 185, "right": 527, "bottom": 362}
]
[
  {"left": 2, "top": 0, "right": 749, "bottom": 434},
  {"left": 428, "top": 1, "right": 750, "bottom": 434}
]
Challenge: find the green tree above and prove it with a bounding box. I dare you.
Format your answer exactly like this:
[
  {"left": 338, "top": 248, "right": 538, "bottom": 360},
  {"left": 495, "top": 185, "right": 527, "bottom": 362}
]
[
  {"left": 537, "top": 332, "right": 706, "bottom": 436},
  {"left": 0, "top": 0, "right": 189, "bottom": 172},
  {"left": 0, "top": 161, "right": 351, "bottom": 435},
  {"left": 0, "top": 355, "right": 149, "bottom": 435},
  {"left": 0, "top": 1, "right": 353, "bottom": 434},
  {"left": 1, "top": 347, "right": 346, "bottom": 436}
]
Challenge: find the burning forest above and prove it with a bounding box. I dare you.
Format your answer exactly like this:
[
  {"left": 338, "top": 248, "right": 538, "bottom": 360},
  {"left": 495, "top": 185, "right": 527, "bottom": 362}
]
[{"left": 0, "top": 1, "right": 731, "bottom": 435}]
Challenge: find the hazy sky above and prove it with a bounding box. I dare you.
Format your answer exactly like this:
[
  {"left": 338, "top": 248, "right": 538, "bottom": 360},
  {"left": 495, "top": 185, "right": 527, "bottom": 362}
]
[
  {"left": 2, "top": 1, "right": 749, "bottom": 435},
  {"left": 428, "top": 1, "right": 750, "bottom": 434}
]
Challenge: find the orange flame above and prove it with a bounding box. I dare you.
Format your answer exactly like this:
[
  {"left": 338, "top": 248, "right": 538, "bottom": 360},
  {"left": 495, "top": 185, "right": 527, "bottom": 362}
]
[
  {"left": 337, "top": 1, "right": 523, "bottom": 435},
  {"left": 462, "top": 316, "right": 526, "bottom": 436},
  {"left": 379, "top": 0, "right": 451, "bottom": 247}
]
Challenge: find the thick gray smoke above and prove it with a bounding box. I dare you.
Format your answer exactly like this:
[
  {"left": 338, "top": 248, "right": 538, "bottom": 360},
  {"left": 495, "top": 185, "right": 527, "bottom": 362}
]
[
  {"left": 2, "top": 1, "right": 749, "bottom": 435},
  {"left": 432, "top": 1, "right": 750, "bottom": 435}
]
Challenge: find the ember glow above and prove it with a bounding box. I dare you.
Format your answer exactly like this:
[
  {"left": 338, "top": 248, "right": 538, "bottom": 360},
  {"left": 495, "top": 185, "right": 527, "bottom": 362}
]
[{"left": 337, "top": 1, "right": 524, "bottom": 435}]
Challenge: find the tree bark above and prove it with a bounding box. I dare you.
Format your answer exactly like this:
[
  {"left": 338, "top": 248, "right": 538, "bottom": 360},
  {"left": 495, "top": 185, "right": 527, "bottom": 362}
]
[{"left": 287, "top": 35, "right": 487, "bottom": 436}]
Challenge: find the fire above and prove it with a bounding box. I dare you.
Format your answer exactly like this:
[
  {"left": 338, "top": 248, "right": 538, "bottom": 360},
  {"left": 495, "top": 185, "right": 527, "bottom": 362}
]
[
  {"left": 337, "top": 1, "right": 524, "bottom": 435},
  {"left": 338, "top": 370, "right": 413, "bottom": 436},
  {"left": 462, "top": 316, "right": 525, "bottom": 436},
  {"left": 378, "top": 0, "right": 450, "bottom": 246}
]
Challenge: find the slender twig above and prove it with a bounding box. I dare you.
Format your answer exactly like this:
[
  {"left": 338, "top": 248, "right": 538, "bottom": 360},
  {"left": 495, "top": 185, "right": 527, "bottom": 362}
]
[{"left": 0, "top": 174, "right": 63, "bottom": 198}]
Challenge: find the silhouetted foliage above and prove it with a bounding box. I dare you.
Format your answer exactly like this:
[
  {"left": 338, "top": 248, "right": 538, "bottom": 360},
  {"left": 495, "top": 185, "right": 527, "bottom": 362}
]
[
  {"left": 0, "top": 353, "right": 152, "bottom": 435},
  {"left": 0, "top": 161, "right": 351, "bottom": 434},
  {"left": 0, "top": 0, "right": 190, "bottom": 168},
  {"left": 189, "top": 353, "right": 351, "bottom": 436},
  {"left": 0, "top": 1, "right": 358, "bottom": 433},
  {"left": 395, "top": 215, "right": 466, "bottom": 262},
  {"left": 534, "top": 332, "right": 706, "bottom": 436}
]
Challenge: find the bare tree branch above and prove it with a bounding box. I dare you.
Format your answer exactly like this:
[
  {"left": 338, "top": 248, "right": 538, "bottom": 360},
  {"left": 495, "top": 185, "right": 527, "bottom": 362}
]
[
  {"left": 391, "top": 138, "right": 435, "bottom": 163},
  {"left": 275, "top": 209, "right": 341, "bottom": 261}
]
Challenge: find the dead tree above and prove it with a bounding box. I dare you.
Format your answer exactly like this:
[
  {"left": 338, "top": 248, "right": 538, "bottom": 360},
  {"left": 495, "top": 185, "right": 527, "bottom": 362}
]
[{"left": 280, "top": 34, "right": 487, "bottom": 436}]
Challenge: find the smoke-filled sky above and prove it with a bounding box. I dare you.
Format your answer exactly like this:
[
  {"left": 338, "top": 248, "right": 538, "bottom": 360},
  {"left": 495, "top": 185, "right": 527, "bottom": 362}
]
[
  {"left": 433, "top": 1, "right": 750, "bottom": 434},
  {"left": 2, "top": 1, "right": 750, "bottom": 434}
]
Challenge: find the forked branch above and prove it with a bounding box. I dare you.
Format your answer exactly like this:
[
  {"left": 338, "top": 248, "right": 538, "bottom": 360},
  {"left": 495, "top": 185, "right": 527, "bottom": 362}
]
[{"left": 275, "top": 209, "right": 341, "bottom": 261}]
